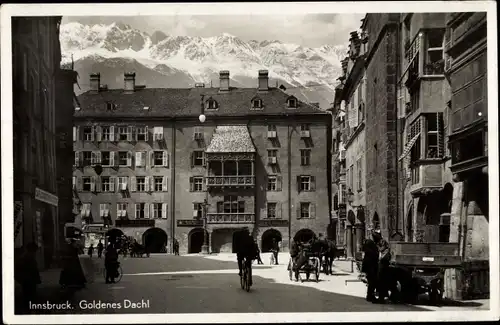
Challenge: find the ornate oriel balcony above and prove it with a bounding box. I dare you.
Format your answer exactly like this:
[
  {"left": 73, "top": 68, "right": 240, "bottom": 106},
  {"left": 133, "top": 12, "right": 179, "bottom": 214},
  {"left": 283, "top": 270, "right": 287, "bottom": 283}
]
[
  {"left": 206, "top": 175, "right": 255, "bottom": 187},
  {"left": 206, "top": 213, "right": 255, "bottom": 224}
]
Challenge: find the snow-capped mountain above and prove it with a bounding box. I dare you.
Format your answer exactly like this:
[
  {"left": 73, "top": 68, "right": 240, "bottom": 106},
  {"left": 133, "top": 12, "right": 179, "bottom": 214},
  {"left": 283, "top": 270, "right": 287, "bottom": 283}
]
[{"left": 60, "top": 22, "right": 347, "bottom": 109}]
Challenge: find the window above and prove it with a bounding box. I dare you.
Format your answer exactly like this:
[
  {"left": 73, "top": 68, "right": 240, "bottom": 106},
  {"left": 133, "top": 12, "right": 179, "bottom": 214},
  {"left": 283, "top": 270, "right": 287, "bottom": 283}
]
[
  {"left": 298, "top": 175, "right": 315, "bottom": 192},
  {"left": 99, "top": 203, "right": 111, "bottom": 218},
  {"left": 300, "top": 149, "right": 311, "bottom": 166},
  {"left": 135, "top": 203, "right": 146, "bottom": 219},
  {"left": 117, "top": 177, "right": 128, "bottom": 191},
  {"left": 136, "top": 176, "right": 147, "bottom": 192},
  {"left": 194, "top": 127, "right": 203, "bottom": 140},
  {"left": 152, "top": 203, "right": 163, "bottom": 219},
  {"left": 424, "top": 29, "right": 445, "bottom": 75},
  {"left": 82, "top": 151, "right": 92, "bottom": 166},
  {"left": 206, "top": 98, "right": 218, "bottom": 110},
  {"left": 83, "top": 126, "right": 93, "bottom": 141},
  {"left": 101, "top": 151, "right": 112, "bottom": 166},
  {"left": 118, "top": 126, "right": 129, "bottom": 141},
  {"left": 349, "top": 165, "right": 354, "bottom": 191},
  {"left": 135, "top": 151, "right": 147, "bottom": 167},
  {"left": 106, "top": 102, "right": 116, "bottom": 111},
  {"left": 82, "top": 177, "right": 92, "bottom": 192},
  {"left": 357, "top": 159, "right": 363, "bottom": 191},
  {"left": 268, "top": 125, "right": 277, "bottom": 132},
  {"left": 267, "top": 203, "right": 277, "bottom": 218},
  {"left": 287, "top": 97, "right": 297, "bottom": 108},
  {"left": 190, "top": 177, "right": 204, "bottom": 192},
  {"left": 300, "top": 202, "right": 311, "bottom": 218},
  {"left": 252, "top": 98, "right": 263, "bottom": 109},
  {"left": 152, "top": 151, "right": 169, "bottom": 167},
  {"left": 82, "top": 203, "right": 92, "bottom": 223},
  {"left": 426, "top": 113, "right": 444, "bottom": 158},
  {"left": 102, "top": 126, "right": 111, "bottom": 141},
  {"left": 193, "top": 203, "right": 203, "bottom": 219},
  {"left": 300, "top": 124, "right": 310, "bottom": 131},
  {"left": 192, "top": 151, "right": 205, "bottom": 167},
  {"left": 219, "top": 196, "right": 244, "bottom": 213},
  {"left": 154, "top": 176, "right": 164, "bottom": 192},
  {"left": 268, "top": 176, "right": 277, "bottom": 191},
  {"left": 101, "top": 176, "right": 114, "bottom": 192},
  {"left": 118, "top": 151, "right": 130, "bottom": 166},
  {"left": 153, "top": 127, "right": 164, "bottom": 141},
  {"left": 117, "top": 203, "right": 128, "bottom": 219},
  {"left": 136, "top": 126, "right": 148, "bottom": 141}
]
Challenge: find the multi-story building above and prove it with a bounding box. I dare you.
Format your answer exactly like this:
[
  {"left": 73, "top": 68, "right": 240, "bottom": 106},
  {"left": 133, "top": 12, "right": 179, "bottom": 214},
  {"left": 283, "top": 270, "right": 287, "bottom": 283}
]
[
  {"left": 333, "top": 30, "right": 368, "bottom": 257},
  {"left": 362, "top": 13, "right": 402, "bottom": 240},
  {"left": 74, "top": 70, "right": 332, "bottom": 254},
  {"left": 12, "top": 16, "right": 68, "bottom": 270},
  {"left": 444, "top": 12, "right": 489, "bottom": 299},
  {"left": 398, "top": 13, "right": 454, "bottom": 245}
]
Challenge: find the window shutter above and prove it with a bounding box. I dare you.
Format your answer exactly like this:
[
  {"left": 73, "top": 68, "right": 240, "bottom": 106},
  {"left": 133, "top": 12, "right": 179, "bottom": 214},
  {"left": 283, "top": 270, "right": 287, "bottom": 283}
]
[
  {"left": 202, "top": 177, "right": 207, "bottom": 191},
  {"left": 134, "top": 204, "right": 138, "bottom": 219},
  {"left": 110, "top": 151, "right": 115, "bottom": 166},
  {"left": 310, "top": 176, "right": 316, "bottom": 191},
  {"left": 277, "top": 176, "right": 282, "bottom": 191},
  {"left": 95, "top": 176, "right": 101, "bottom": 192},
  {"left": 144, "top": 204, "right": 150, "bottom": 219},
  {"left": 163, "top": 176, "right": 168, "bottom": 192},
  {"left": 127, "top": 126, "right": 133, "bottom": 141},
  {"left": 110, "top": 126, "right": 115, "bottom": 142},
  {"left": 261, "top": 207, "right": 267, "bottom": 219},
  {"left": 162, "top": 203, "right": 167, "bottom": 219},
  {"left": 297, "top": 205, "right": 301, "bottom": 219},
  {"left": 296, "top": 176, "right": 301, "bottom": 192},
  {"left": 437, "top": 112, "right": 444, "bottom": 157},
  {"left": 127, "top": 151, "right": 132, "bottom": 167},
  {"left": 90, "top": 126, "right": 95, "bottom": 142},
  {"left": 277, "top": 203, "right": 282, "bottom": 219},
  {"left": 73, "top": 127, "right": 77, "bottom": 142},
  {"left": 130, "top": 176, "right": 136, "bottom": 192},
  {"left": 77, "top": 176, "right": 83, "bottom": 191},
  {"left": 202, "top": 152, "right": 206, "bottom": 167},
  {"left": 189, "top": 177, "right": 194, "bottom": 192},
  {"left": 190, "top": 152, "right": 195, "bottom": 168},
  {"left": 310, "top": 203, "right": 316, "bottom": 218},
  {"left": 96, "top": 151, "right": 102, "bottom": 164},
  {"left": 90, "top": 176, "right": 96, "bottom": 192},
  {"left": 91, "top": 151, "right": 96, "bottom": 165},
  {"left": 135, "top": 152, "right": 142, "bottom": 167},
  {"left": 144, "top": 126, "right": 149, "bottom": 141},
  {"left": 144, "top": 176, "right": 150, "bottom": 192},
  {"left": 163, "top": 151, "right": 169, "bottom": 167},
  {"left": 74, "top": 151, "right": 80, "bottom": 166},
  {"left": 96, "top": 126, "right": 102, "bottom": 142},
  {"left": 149, "top": 151, "right": 154, "bottom": 167},
  {"left": 110, "top": 177, "right": 115, "bottom": 192}
]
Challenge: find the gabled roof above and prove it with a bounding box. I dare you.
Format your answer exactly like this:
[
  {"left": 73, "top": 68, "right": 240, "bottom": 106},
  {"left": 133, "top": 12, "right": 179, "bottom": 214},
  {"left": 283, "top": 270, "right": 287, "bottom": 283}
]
[
  {"left": 206, "top": 125, "right": 256, "bottom": 153},
  {"left": 75, "top": 86, "right": 326, "bottom": 118}
]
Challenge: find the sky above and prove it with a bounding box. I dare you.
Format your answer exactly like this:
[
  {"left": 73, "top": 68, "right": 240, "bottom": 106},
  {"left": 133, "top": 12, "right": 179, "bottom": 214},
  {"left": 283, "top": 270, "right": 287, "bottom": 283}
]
[{"left": 62, "top": 13, "right": 365, "bottom": 48}]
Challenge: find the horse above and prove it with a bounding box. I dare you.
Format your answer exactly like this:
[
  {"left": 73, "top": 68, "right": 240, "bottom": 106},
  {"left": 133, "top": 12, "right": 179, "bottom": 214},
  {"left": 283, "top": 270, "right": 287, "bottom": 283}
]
[{"left": 319, "top": 239, "right": 340, "bottom": 275}]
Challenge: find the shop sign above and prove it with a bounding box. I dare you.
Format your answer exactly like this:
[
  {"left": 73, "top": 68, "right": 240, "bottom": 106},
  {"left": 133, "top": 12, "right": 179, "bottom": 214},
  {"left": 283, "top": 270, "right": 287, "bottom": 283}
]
[{"left": 35, "top": 187, "right": 58, "bottom": 207}]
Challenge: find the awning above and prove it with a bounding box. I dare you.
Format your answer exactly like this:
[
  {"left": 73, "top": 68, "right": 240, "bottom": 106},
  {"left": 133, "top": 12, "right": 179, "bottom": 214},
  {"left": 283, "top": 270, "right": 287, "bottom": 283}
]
[
  {"left": 206, "top": 125, "right": 256, "bottom": 153},
  {"left": 398, "top": 133, "right": 421, "bottom": 161}
]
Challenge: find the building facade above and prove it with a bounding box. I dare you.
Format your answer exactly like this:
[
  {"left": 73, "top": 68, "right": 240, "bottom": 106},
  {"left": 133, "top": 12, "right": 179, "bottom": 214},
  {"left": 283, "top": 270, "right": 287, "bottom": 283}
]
[
  {"left": 333, "top": 31, "right": 368, "bottom": 257},
  {"left": 444, "top": 12, "right": 489, "bottom": 299},
  {"left": 12, "top": 17, "right": 67, "bottom": 270},
  {"left": 362, "top": 14, "right": 402, "bottom": 240},
  {"left": 74, "top": 70, "right": 332, "bottom": 254}
]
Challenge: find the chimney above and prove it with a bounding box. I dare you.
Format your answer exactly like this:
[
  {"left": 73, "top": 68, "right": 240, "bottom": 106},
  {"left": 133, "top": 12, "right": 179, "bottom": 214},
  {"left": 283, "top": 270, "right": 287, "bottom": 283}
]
[
  {"left": 258, "top": 70, "right": 269, "bottom": 91},
  {"left": 219, "top": 70, "right": 230, "bottom": 91},
  {"left": 90, "top": 73, "right": 101, "bottom": 92},
  {"left": 195, "top": 83, "right": 205, "bottom": 88},
  {"left": 124, "top": 72, "right": 136, "bottom": 92}
]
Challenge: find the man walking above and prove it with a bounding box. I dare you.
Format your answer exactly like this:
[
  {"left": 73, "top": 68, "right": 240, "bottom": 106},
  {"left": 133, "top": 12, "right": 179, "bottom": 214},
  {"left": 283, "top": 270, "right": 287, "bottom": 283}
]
[
  {"left": 271, "top": 238, "right": 280, "bottom": 265},
  {"left": 362, "top": 236, "right": 379, "bottom": 302},
  {"left": 372, "top": 229, "right": 391, "bottom": 304},
  {"left": 97, "top": 240, "right": 104, "bottom": 258}
]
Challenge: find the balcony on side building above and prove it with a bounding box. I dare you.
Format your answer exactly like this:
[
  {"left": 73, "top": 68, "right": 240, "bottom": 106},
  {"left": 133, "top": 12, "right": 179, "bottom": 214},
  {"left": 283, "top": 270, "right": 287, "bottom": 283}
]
[
  {"left": 206, "top": 159, "right": 255, "bottom": 189},
  {"left": 409, "top": 160, "right": 444, "bottom": 195}
]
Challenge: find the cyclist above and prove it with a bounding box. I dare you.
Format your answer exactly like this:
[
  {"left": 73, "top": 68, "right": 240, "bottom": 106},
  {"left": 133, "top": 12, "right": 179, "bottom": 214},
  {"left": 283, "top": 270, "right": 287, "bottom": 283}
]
[{"left": 234, "top": 227, "right": 258, "bottom": 286}]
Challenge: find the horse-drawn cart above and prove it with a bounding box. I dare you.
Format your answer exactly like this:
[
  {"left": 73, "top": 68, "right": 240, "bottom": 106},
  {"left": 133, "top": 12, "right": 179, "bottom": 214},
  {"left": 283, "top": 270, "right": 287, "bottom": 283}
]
[
  {"left": 287, "top": 243, "right": 321, "bottom": 283},
  {"left": 388, "top": 242, "right": 461, "bottom": 304}
]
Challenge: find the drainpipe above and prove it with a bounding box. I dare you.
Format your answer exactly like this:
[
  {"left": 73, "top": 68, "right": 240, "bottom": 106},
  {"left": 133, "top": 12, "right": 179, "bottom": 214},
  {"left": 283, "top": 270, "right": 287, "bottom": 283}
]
[
  {"left": 171, "top": 122, "right": 176, "bottom": 254},
  {"left": 394, "top": 21, "right": 401, "bottom": 237},
  {"left": 288, "top": 124, "right": 292, "bottom": 250}
]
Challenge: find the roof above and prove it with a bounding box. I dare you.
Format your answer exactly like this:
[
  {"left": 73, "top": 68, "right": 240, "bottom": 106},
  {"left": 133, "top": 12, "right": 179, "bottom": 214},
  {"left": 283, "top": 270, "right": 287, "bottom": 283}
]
[
  {"left": 75, "top": 86, "right": 326, "bottom": 118},
  {"left": 206, "top": 125, "right": 256, "bottom": 153}
]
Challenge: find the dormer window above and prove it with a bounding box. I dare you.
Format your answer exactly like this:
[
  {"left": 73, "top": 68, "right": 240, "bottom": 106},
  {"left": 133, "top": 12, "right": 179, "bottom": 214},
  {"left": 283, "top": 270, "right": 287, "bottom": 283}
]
[
  {"left": 106, "top": 102, "right": 116, "bottom": 111},
  {"left": 205, "top": 98, "right": 218, "bottom": 110},
  {"left": 287, "top": 97, "right": 298, "bottom": 108},
  {"left": 251, "top": 97, "right": 263, "bottom": 110}
]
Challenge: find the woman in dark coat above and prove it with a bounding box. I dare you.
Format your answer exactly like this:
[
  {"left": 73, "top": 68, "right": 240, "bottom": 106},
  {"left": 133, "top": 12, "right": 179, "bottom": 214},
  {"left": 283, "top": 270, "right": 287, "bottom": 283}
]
[
  {"left": 362, "top": 238, "right": 380, "bottom": 302},
  {"left": 59, "top": 239, "right": 87, "bottom": 288}
]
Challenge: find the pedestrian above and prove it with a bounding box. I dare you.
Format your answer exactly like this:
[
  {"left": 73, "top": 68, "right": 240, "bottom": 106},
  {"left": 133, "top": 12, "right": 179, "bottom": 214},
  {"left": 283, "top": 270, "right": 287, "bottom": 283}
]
[
  {"left": 361, "top": 237, "right": 379, "bottom": 302},
  {"left": 59, "top": 239, "right": 87, "bottom": 288},
  {"left": 371, "top": 229, "right": 391, "bottom": 304},
  {"left": 97, "top": 240, "right": 104, "bottom": 258},
  {"left": 254, "top": 239, "right": 264, "bottom": 264},
  {"left": 87, "top": 244, "right": 94, "bottom": 258},
  {"left": 15, "top": 242, "right": 41, "bottom": 311},
  {"left": 104, "top": 242, "right": 119, "bottom": 284},
  {"left": 271, "top": 238, "right": 280, "bottom": 265},
  {"left": 173, "top": 239, "right": 180, "bottom": 255}
]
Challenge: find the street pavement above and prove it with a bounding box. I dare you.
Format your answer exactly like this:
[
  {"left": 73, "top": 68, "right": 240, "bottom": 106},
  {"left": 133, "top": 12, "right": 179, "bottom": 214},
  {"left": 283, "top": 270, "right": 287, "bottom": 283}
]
[{"left": 29, "top": 253, "right": 482, "bottom": 314}]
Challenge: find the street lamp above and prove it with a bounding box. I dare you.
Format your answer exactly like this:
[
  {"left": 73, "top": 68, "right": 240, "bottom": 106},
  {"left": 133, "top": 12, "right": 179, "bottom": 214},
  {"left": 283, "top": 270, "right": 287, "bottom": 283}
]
[{"left": 201, "top": 199, "right": 210, "bottom": 254}]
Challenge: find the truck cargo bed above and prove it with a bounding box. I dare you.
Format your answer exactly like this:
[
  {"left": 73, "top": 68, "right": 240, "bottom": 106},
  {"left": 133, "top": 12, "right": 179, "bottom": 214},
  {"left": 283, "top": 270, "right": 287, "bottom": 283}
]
[{"left": 389, "top": 242, "right": 461, "bottom": 268}]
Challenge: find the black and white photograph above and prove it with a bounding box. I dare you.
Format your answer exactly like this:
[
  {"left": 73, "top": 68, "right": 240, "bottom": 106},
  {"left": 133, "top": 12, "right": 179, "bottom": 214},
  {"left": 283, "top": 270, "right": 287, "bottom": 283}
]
[{"left": 1, "top": 2, "right": 498, "bottom": 324}]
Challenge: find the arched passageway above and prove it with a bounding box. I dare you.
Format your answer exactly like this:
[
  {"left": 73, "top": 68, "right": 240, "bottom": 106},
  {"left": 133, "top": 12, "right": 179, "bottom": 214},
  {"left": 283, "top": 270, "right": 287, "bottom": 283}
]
[
  {"left": 261, "top": 229, "right": 282, "bottom": 253},
  {"left": 188, "top": 228, "right": 209, "bottom": 253},
  {"left": 142, "top": 228, "right": 168, "bottom": 253},
  {"left": 106, "top": 228, "right": 124, "bottom": 245},
  {"left": 293, "top": 228, "right": 316, "bottom": 243}
]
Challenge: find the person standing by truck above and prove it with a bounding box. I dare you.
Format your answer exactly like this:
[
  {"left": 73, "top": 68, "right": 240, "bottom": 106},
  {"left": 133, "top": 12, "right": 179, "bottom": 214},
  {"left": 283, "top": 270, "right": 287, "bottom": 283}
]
[{"left": 372, "top": 229, "right": 391, "bottom": 304}]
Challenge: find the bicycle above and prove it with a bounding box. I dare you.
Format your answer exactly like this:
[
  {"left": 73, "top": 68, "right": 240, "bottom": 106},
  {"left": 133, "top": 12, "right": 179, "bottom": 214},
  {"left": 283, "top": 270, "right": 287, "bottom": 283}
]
[
  {"left": 102, "top": 263, "right": 123, "bottom": 283},
  {"left": 240, "top": 257, "right": 252, "bottom": 292}
]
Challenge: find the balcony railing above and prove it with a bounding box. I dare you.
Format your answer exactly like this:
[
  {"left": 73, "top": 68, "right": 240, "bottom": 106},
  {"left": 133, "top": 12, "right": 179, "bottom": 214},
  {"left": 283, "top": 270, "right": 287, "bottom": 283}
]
[
  {"left": 206, "top": 213, "right": 255, "bottom": 224},
  {"left": 206, "top": 175, "right": 255, "bottom": 187},
  {"left": 115, "top": 219, "right": 155, "bottom": 228}
]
